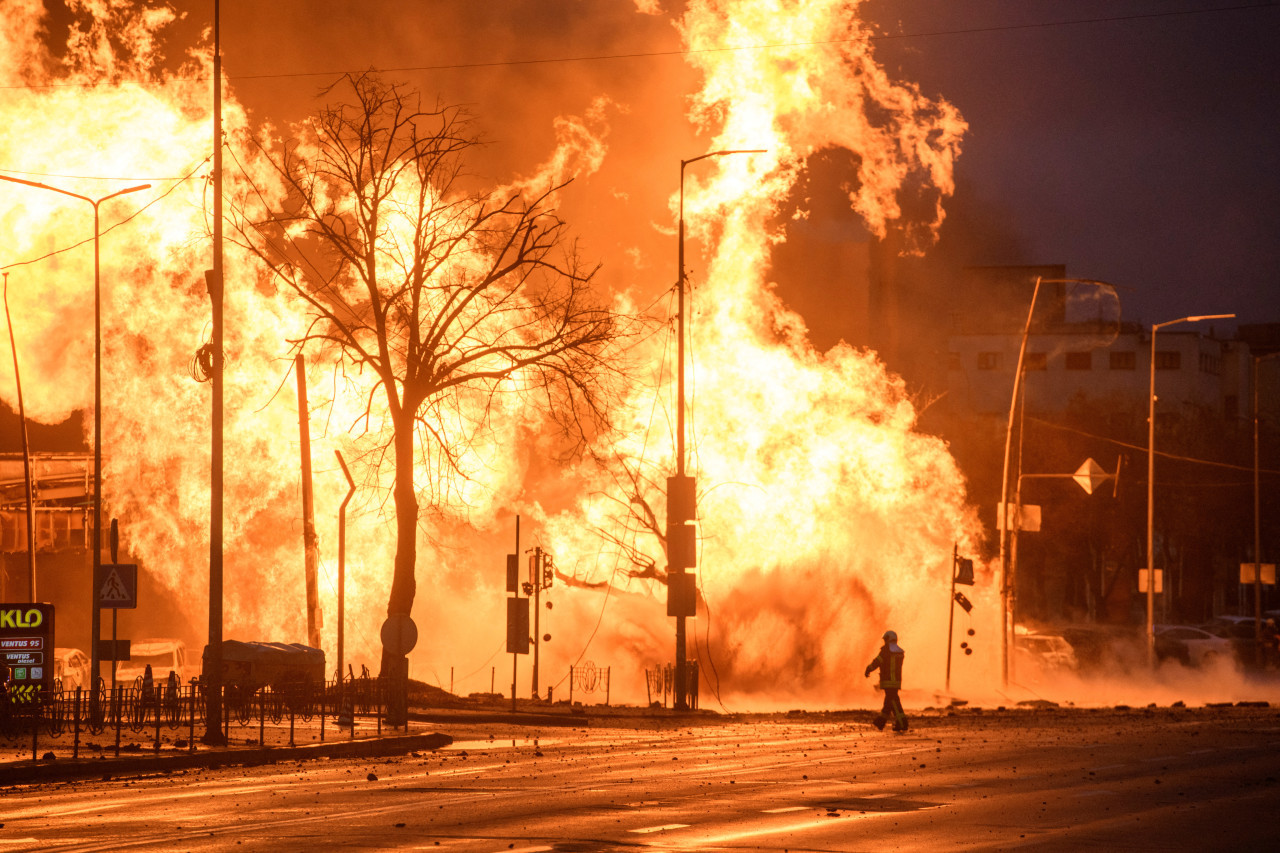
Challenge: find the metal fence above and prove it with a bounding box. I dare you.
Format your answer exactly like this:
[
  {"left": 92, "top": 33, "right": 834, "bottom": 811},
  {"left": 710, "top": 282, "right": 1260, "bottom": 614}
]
[
  {"left": 644, "top": 661, "right": 698, "bottom": 709},
  {"left": 0, "top": 675, "right": 391, "bottom": 760}
]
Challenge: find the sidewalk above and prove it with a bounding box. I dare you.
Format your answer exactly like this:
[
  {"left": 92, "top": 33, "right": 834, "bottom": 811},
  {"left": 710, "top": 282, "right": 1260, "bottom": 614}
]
[
  {"left": 0, "top": 704, "right": 609, "bottom": 786},
  {"left": 0, "top": 715, "right": 448, "bottom": 786}
]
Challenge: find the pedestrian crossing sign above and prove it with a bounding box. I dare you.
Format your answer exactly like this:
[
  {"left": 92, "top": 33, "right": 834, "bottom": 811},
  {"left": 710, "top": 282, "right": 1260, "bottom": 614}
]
[{"left": 95, "top": 563, "right": 138, "bottom": 609}]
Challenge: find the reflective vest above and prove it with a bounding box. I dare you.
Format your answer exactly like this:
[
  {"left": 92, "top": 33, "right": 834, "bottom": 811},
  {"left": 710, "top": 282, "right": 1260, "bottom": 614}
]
[{"left": 865, "top": 644, "right": 905, "bottom": 688}]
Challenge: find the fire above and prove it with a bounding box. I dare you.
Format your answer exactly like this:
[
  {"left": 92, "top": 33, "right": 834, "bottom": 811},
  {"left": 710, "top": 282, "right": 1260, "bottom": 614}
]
[{"left": 0, "top": 0, "right": 1019, "bottom": 710}]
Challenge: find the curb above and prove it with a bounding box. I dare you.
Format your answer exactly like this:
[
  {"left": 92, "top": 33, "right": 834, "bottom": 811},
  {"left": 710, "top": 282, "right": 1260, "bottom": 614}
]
[
  {"left": 407, "top": 710, "right": 580, "bottom": 727},
  {"left": 0, "top": 731, "right": 453, "bottom": 787}
]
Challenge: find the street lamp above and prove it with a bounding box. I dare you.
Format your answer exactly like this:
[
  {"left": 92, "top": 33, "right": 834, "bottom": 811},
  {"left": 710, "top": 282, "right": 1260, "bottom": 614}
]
[
  {"left": 2, "top": 272, "right": 35, "bottom": 601},
  {"left": 1145, "top": 313, "right": 1234, "bottom": 665},
  {"left": 0, "top": 173, "right": 150, "bottom": 693},
  {"left": 997, "top": 276, "right": 1115, "bottom": 686},
  {"left": 670, "top": 148, "right": 764, "bottom": 711}
]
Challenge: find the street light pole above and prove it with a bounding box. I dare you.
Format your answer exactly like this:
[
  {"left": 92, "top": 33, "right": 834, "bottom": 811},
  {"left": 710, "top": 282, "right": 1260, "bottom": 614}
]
[
  {"left": 1253, "top": 352, "right": 1280, "bottom": 660},
  {"left": 671, "top": 148, "right": 764, "bottom": 711},
  {"left": 997, "top": 277, "right": 1114, "bottom": 686},
  {"left": 204, "top": 0, "right": 227, "bottom": 745},
  {"left": 2, "top": 272, "right": 35, "bottom": 601},
  {"left": 0, "top": 173, "right": 150, "bottom": 697},
  {"left": 1146, "top": 313, "right": 1234, "bottom": 665}
]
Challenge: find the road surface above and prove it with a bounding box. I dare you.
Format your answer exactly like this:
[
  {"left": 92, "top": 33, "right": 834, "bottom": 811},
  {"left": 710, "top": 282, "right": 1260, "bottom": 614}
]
[{"left": 4, "top": 705, "right": 1278, "bottom": 851}]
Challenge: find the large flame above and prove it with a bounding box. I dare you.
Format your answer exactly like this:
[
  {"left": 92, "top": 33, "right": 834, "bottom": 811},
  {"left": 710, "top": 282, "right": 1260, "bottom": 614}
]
[{"left": 8, "top": 1, "right": 1247, "bottom": 711}]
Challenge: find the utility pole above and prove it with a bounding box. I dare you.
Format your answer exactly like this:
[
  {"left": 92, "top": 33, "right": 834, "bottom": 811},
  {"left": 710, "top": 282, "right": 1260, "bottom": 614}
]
[
  {"left": 2, "top": 273, "right": 35, "bottom": 601},
  {"left": 203, "top": 0, "right": 226, "bottom": 745},
  {"left": 296, "top": 354, "right": 321, "bottom": 650},
  {"left": 669, "top": 148, "right": 765, "bottom": 711},
  {"left": 528, "top": 546, "right": 553, "bottom": 699}
]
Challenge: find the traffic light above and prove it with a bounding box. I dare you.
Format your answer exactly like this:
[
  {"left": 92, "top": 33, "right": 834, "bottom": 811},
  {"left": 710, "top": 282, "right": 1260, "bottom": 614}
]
[
  {"left": 667, "top": 475, "right": 697, "bottom": 570},
  {"left": 506, "top": 597, "right": 530, "bottom": 654},
  {"left": 505, "top": 553, "right": 519, "bottom": 593},
  {"left": 667, "top": 571, "right": 696, "bottom": 617}
]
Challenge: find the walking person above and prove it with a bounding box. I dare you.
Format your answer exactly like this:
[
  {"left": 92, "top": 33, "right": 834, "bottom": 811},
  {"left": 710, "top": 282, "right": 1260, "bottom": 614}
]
[{"left": 865, "top": 629, "right": 908, "bottom": 732}]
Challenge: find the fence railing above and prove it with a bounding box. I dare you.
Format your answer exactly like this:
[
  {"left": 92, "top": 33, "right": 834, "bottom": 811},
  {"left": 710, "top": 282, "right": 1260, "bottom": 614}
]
[
  {"left": 0, "top": 675, "right": 392, "bottom": 760},
  {"left": 644, "top": 661, "right": 698, "bottom": 709}
]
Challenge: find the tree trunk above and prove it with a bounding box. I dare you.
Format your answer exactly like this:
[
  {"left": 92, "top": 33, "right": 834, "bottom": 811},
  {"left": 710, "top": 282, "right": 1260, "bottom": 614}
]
[
  {"left": 387, "top": 411, "right": 419, "bottom": 619},
  {"left": 381, "top": 412, "right": 418, "bottom": 725}
]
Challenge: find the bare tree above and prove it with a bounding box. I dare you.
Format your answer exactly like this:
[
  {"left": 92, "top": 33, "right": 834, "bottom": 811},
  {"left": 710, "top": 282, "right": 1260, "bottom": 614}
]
[{"left": 229, "top": 73, "right": 629, "bottom": 705}]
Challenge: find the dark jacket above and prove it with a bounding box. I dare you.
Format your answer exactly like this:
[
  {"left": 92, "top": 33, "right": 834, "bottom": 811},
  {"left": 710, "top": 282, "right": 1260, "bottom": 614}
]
[{"left": 865, "top": 643, "right": 905, "bottom": 688}]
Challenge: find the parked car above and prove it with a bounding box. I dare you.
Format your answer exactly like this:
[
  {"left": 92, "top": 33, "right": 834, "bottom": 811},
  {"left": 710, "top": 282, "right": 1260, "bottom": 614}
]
[
  {"left": 53, "top": 647, "right": 91, "bottom": 690},
  {"left": 1014, "top": 633, "right": 1079, "bottom": 673},
  {"left": 1154, "top": 625, "right": 1234, "bottom": 666},
  {"left": 1201, "top": 617, "right": 1261, "bottom": 664},
  {"left": 114, "top": 638, "right": 194, "bottom": 685}
]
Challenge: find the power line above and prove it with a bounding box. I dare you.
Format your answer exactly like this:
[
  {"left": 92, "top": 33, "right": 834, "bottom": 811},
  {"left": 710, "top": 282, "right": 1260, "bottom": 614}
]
[
  {"left": 1029, "top": 415, "right": 1280, "bottom": 476},
  {"left": 0, "top": 155, "right": 209, "bottom": 272},
  {"left": 0, "top": 3, "right": 1273, "bottom": 91}
]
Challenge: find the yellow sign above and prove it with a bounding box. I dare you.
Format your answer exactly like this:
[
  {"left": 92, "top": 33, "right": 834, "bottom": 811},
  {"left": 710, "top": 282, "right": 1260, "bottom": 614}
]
[
  {"left": 0, "top": 608, "right": 43, "bottom": 629},
  {"left": 9, "top": 683, "right": 42, "bottom": 703}
]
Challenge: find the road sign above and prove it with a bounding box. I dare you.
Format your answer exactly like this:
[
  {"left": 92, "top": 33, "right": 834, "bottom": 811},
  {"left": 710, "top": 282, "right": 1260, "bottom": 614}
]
[
  {"left": 1138, "top": 569, "right": 1164, "bottom": 594},
  {"left": 997, "top": 503, "right": 1041, "bottom": 532},
  {"left": 96, "top": 563, "right": 138, "bottom": 609},
  {"left": 96, "top": 639, "right": 131, "bottom": 661},
  {"left": 380, "top": 614, "right": 418, "bottom": 656},
  {"left": 1240, "top": 563, "right": 1276, "bottom": 585},
  {"left": 1073, "top": 458, "right": 1109, "bottom": 495},
  {"left": 0, "top": 603, "right": 53, "bottom": 703}
]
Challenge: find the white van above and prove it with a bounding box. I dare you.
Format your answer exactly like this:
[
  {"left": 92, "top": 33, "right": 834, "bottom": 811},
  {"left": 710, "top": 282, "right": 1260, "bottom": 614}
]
[
  {"left": 54, "top": 648, "right": 92, "bottom": 690},
  {"left": 114, "top": 639, "right": 194, "bottom": 685}
]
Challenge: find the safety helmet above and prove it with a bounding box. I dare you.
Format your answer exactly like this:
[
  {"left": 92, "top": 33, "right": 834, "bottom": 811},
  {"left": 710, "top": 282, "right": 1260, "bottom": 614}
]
[{"left": 883, "top": 630, "right": 897, "bottom": 642}]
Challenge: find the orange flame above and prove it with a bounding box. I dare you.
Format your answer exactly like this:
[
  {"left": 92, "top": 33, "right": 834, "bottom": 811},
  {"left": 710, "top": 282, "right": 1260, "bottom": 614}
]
[{"left": 10, "top": 2, "right": 1257, "bottom": 712}]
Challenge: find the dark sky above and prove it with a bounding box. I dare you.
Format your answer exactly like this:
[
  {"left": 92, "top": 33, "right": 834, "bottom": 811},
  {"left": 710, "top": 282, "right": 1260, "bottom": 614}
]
[{"left": 866, "top": 0, "right": 1280, "bottom": 328}]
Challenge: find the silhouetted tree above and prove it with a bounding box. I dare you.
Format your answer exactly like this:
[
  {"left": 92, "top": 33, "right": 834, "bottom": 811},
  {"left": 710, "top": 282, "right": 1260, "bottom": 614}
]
[{"left": 231, "top": 73, "right": 630, "bottom": 714}]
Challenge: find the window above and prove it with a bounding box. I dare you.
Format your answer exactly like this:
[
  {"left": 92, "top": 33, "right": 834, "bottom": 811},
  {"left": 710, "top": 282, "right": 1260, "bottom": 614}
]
[
  {"left": 1155, "top": 350, "right": 1181, "bottom": 370},
  {"left": 977, "top": 352, "right": 1002, "bottom": 370},
  {"left": 1109, "top": 351, "right": 1136, "bottom": 370},
  {"left": 1023, "top": 352, "right": 1047, "bottom": 371},
  {"left": 1199, "top": 352, "right": 1220, "bottom": 374},
  {"left": 1065, "top": 351, "right": 1091, "bottom": 370}
]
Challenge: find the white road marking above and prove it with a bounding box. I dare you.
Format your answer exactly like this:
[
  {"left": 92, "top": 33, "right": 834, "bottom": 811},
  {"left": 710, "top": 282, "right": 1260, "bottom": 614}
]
[
  {"left": 629, "top": 823, "right": 691, "bottom": 833},
  {"left": 762, "top": 806, "right": 808, "bottom": 813}
]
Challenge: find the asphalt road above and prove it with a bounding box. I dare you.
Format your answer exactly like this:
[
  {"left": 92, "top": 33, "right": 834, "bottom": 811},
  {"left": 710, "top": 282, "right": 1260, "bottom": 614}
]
[{"left": 4, "top": 705, "right": 1279, "bottom": 851}]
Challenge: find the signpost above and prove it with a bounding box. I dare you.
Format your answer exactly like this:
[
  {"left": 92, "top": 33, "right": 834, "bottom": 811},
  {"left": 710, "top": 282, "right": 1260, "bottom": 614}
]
[
  {"left": 0, "top": 603, "right": 54, "bottom": 704},
  {"left": 505, "top": 516, "right": 526, "bottom": 711},
  {"left": 379, "top": 613, "right": 416, "bottom": 728},
  {"left": 945, "top": 546, "right": 976, "bottom": 693},
  {"left": 96, "top": 561, "right": 137, "bottom": 687}
]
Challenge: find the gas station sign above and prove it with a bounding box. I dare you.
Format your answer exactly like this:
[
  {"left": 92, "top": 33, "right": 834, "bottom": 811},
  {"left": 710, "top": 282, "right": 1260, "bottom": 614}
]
[{"left": 0, "top": 603, "right": 54, "bottom": 703}]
